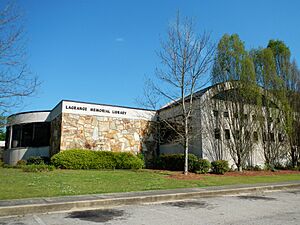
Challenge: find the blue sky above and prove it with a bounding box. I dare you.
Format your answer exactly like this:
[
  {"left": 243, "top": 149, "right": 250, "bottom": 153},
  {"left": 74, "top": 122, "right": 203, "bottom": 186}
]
[{"left": 14, "top": 0, "right": 300, "bottom": 113}]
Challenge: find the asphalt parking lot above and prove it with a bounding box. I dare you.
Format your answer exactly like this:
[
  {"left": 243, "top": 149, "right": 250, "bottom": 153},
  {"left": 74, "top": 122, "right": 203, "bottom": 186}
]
[{"left": 0, "top": 188, "right": 299, "bottom": 225}]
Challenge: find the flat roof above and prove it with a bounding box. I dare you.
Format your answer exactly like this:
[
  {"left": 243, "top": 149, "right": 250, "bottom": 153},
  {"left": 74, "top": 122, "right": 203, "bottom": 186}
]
[{"left": 8, "top": 99, "right": 156, "bottom": 118}]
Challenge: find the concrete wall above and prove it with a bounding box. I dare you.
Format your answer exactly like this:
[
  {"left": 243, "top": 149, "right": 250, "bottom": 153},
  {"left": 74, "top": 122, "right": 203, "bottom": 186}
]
[{"left": 3, "top": 146, "right": 49, "bottom": 165}]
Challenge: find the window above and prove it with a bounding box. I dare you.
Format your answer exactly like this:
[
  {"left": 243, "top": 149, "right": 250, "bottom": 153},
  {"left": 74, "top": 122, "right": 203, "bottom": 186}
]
[
  {"left": 268, "top": 117, "right": 273, "bottom": 123},
  {"left": 33, "top": 123, "right": 50, "bottom": 147},
  {"left": 21, "top": 123, "right": 33, "bottom": 147},
  {"left": 252, "top": 115, "right": 257, "bottom": 121},
  {"left": 214, "top": 128, "right": 221, "bottom": 140},
  {"left": 263, "top": 132, "right": 267, "bottom": 142},
  {"left": 243, "top": 114, "right": 248, "bottom": 119},
  {"left": 253, "top": 131, "right": 258, "bottom": 142},
  {"left": 225, "top": 129, "right": 230, "bottom": 140},
  {"left": 278, "top": 133, "right": 284, "bottom": 142},
  {"left": 234, "top": 130, "right": 240, "bottom": 140},
  {"left": 10, "top": 122, "right": 50, "bottom": 148},
  {"left": 224, "top": 111, "right": 229, "bottom": 118},
  {"left": 213, "top": 110, "right": 219, "bottom": 117},
  {"left": 269, "top": 133, "right": 275, "bottom": 142},
  {"left": 5, "top": 126, "right": 10, "bottom": 149},
  {"left": 12, "top": 125, "right": 22, "bottom": 148},
  {"left": 245, "top": 131, "right": 250, "bottom": 140}
]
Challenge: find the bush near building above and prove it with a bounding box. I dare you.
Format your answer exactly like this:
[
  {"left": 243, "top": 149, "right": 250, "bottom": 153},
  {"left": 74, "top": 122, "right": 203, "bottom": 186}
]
[
  {"left": 156, "top": 154, "right": 200, "bottom": 172},
  {"left": 194, "top": 159, "right": 211, "bottom": 174},
  {"left": 50, "top": 149, "right": 144, "bottom": 170},
  {"left": 211, "top": 160, "right": 230, "bottom": 174}
]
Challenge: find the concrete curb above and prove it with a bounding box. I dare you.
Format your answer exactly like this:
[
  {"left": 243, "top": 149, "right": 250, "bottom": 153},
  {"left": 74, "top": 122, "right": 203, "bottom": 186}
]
[{"left": 0, "top": 182, "right": 300, "bottom": 217}]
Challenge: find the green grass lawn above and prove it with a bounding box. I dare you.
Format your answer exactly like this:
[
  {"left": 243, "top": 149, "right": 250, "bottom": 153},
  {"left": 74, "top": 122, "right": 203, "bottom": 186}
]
[{"left": 0, "top": 168, "right": 299, "bottom": 200}]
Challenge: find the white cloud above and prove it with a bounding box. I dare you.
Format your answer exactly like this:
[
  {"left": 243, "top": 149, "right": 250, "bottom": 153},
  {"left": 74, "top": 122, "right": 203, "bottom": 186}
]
[{"left": 115, "top": 37, "right": 125, "bottom": 42}]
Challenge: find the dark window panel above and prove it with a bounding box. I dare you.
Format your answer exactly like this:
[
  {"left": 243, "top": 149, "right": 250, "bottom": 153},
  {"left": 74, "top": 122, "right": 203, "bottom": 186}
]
[
  {"left": 224, "top": 111, "right": 229, "bottom": 118},
  {"left": 253, "top": 131, "right": 258, "bottom": 142},
  {"left": 225, "top": 129, "right": 230, "bottom": 139},
  {"left": 214, "top": 128, "right": 221, "bottom": 140},
  {"left": 12, "top": 125, "right": 22, "bottom": 148},
  {"left": 213, "top": 110, "right": 219, "bottom": 117}
]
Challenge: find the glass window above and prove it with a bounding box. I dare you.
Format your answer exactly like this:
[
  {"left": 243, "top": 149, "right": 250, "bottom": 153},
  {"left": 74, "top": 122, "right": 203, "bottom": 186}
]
[
  {"left": 12, "top": 125, "right": 22, "bottom": 148},
  {"left": 263, "top": 132, "right": 267, "bottom": 142},
  {"left": 224, "top": 111, "right": 229, "bottom": 118},
  {"left": 10, "top": 122, "right": 50, "bottom": 148},
  {"left": 33, "top": 123, "right": 50, "bottom": 147},
  {"left": 245, "top": 131, "right": 250, "bottom": 140},
  {"left": 269, "top": 133, "right": 275, "bottom": 142},
  {"left": 5, "top": 126, "right": 10, "bottom": 149},
  {"left": 253, "top": 131, "right": 258, "bottom": 142},
  {"left": 21, "top": 123, "right": 33, "bottom": 147},
  {"left": 235, "top": 130, "right": 240, "bottom": 140},
  {"left": 225, "top": 129, "right": 230, "bottom": 139},
  {"left": 213, "top": 110, "right": 219, "bottom": 117},
  {"left": 214, "top": 128, "right": 221, "bottom": 139}
]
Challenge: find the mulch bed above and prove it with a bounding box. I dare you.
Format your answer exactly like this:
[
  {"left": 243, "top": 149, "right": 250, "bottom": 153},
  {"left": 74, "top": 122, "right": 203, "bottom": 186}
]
[{"left": 166, "top": 170, "right": 300, "bottom": 180}]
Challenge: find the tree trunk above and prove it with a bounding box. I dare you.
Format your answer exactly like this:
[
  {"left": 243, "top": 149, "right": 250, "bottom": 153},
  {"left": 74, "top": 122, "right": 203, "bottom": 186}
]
[{"left": 184, "top": 118, "right": 189, "bottom": 175}]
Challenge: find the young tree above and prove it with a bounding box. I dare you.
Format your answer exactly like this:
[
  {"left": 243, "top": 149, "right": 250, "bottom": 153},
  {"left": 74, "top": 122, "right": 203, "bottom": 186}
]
[
  {"left": 0, "top": 1, "right": 38, "bottom": 114},
  {"left": 145, "top": 13, "right": 215, "bottom": 174}
]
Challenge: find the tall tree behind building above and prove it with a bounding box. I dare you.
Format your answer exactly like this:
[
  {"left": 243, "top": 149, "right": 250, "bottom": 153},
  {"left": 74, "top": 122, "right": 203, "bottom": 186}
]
[{"left": 211, "top": 34, "right": 260, "bottom": 171}]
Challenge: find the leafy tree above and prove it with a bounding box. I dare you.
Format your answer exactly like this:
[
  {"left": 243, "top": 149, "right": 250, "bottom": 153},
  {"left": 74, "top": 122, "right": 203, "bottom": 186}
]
[
  {"left": 252, "top": 47, "right": 289, "bottom": 167},
  {"left": 267, "top": 40, "right": 291, "bottom": 88},
  {"left": 211, "top": 34, "right": 260, "bottom": 171},
  {"left": 287, "top": 60, "right": 300, "bottom": 167}
]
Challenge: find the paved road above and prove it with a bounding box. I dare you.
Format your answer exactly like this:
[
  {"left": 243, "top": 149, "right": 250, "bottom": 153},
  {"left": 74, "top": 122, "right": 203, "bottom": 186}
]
[{"left": 0, "top": 189, "right": 299, "bottom": 225}]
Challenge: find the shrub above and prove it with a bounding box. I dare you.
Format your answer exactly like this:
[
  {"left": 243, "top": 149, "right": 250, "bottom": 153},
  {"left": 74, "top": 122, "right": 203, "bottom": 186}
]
[
  {"left": 114, "top": 152, "right": 144, "bottom": 169},
  {"left": 22, "top": 164, "right": 55, "bottom": 172},
  {"left": 27, "top": 156, "right": 50, "bottom": 165},
  {"left": 194, "top": 159, "right": 211, "bottom": 174},
  {"left": 211, "top": 160, "right": 229, "bottom": 175},
  {"left": 16, "top": 160, "right": 27, "bottom": 167},
  {"left": 51, "top": 149, "right": 144, "bottom": 170},
  {"left": 264, "top": 163, "right": 277, "bottom": 171},
  {"left": 244, "top": 165, "right": 262, "bottom": 171},
  {"left": 156, "top": 154, "right": 198, "bottom": 172},
  {"left": 0, "top": 160, "right": 4, "bottom": 168}
]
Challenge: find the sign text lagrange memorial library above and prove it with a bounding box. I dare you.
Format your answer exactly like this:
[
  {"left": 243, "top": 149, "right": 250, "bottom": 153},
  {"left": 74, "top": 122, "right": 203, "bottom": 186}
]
[{"left": 65, "top": 104, "right": 127, "bottom": 115}]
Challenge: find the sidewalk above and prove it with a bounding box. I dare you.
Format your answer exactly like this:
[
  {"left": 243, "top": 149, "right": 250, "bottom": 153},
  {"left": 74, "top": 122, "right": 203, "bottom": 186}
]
[{"left": 1, "top": 181, "right": 300, "bottom": 217}]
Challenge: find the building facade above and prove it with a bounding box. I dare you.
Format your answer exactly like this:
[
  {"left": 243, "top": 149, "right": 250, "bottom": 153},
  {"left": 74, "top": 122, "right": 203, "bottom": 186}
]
[
  {"left": 4, "top": 82, "right": 295, "bottom": 168},
  {"left": 4, "top": 100, "right": 157, "bottom": 165},
  {"left": 158, "top": 82, "right": 291, "bottom": 168}
]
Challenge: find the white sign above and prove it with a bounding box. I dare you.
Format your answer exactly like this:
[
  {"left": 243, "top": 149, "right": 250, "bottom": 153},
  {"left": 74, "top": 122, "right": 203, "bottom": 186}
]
[{"left": 62, "top": 101, "right": 156, "bottom": 121}]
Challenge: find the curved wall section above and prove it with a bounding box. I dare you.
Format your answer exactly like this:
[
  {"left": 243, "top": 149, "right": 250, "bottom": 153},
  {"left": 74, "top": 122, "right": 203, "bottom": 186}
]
[
  {"left": 8, "top": 111, "right": 51, "bottom": 125},
  {"left": 4, "top": 111, "right": 51, "bottom": 165}
]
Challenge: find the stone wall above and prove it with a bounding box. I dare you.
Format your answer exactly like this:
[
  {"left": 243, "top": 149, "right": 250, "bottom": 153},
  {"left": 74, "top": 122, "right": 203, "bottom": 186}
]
[
  {"left": 60, "top": 113, "right": 157, "bottom": 157},
  {"left": 50, "top": 114, "right": 62, "bottom": 156}
]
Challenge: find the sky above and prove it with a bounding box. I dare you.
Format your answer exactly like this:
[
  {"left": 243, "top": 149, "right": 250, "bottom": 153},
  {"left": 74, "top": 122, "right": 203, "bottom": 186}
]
[{"left": 11, "top": 0, "right": 300, "bottom": 113}]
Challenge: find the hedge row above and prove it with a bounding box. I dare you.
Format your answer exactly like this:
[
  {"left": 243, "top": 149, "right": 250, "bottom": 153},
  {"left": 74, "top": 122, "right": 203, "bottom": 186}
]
[
  {"left": 50, "top": 149, "right": 144, "bottom": 170},
  {"left": 156, "top": 154, "right": 230, "bottom": 174},
  {"left": 156, "top": 154, "right": 212, "bottom": 174}
]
